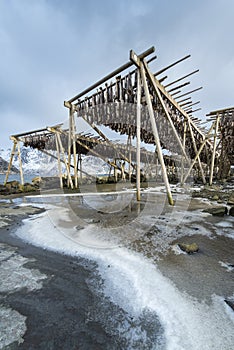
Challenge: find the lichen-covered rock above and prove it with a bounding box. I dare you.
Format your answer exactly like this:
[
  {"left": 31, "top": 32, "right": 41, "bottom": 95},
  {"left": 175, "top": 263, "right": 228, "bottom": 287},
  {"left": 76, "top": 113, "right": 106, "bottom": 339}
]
[
  {"left": 212, "top": 195, "right": 219, "bottom": 201},
  {"left": 227, "top": 194, "right": 234, "bottom": 205},
  {"left": 22, "top": 184, "right": 37, "bottom": 192},
  {"left": 178, "top": 243, "right": 199, "bottom": 254},
  {"left": 5, "top": 181, "right": 20, "bottom": 190},
  {"left": 203, "top": 206, "right": 228, "bottom": 216},
  {"left": 32, "top": 176, "right": 42, "bottom": 186}
]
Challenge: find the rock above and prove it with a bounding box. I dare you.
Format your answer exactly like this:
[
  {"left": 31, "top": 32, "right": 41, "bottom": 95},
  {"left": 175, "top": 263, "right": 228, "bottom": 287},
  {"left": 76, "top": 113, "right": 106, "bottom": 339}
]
[
  {"left": 227, "top": 194, "right": 234, "bottom": 205},
  {"left": 203, "top": 206, "right": 228, "bottom": 216},
  {"left": 206, "top": 184, "right": 222, "bottom": 191},
  {"left": 21, "top": 184, "right": 37, "bottom": 192},
  {"left": 5, "top": 180, "right": 20, "bottom": 190},
  {"left": 212, "top": 195, "right": 219, "bottom": 201},
  {"left": 229, "top": 207, "right": 234, "bottom": 216},
  {"left": 224, "top": 299, "right": 234, "bottom": 312},
  {"left": 178, "top": 243, "right": 199, "bottom": 254},
  {"left": 32, "top": 176, "right": 42, "bottom": 186}
]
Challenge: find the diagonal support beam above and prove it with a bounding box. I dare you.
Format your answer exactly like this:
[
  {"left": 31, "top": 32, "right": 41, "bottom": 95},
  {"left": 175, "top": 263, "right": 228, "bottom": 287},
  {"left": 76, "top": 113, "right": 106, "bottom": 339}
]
[
  {"left": 209, "top": 115, "right": 220, "bottom": 185},
  {"left": 139, "top": 61, "right": 174, "bottom": 205},
  {"left": 4, "top": 140, "right": 17, "bottom": 185},
  {"left": 80, "top": 114, "right": 136, "bottom": 171},
  {"left": 187, "top": 120, "right": 206, "bottom": 184},
  {"left": 182, "top": 123, "right": 214, "bottom": 184},
  {"left": 143, "top": 60, "right": 189, "bottom": 162}
]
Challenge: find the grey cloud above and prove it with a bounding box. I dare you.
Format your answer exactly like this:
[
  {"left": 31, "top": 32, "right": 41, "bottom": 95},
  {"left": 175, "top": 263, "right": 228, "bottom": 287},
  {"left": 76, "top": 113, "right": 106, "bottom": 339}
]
[{"left": 0, "top": 0, "right": 233, "bottom": 148}]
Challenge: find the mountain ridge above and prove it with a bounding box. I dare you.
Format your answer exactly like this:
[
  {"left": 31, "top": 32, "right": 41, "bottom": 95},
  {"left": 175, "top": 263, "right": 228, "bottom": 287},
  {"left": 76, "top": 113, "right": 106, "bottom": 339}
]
[{"left": 0, "top": 147, "right": 110, "bottom": 177}]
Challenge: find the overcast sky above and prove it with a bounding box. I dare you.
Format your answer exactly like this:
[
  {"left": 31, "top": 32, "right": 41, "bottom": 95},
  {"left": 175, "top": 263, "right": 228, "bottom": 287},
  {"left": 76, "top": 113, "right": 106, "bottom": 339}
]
[{"left": 0, "top": 0, "right": 233, "bottom": 148}]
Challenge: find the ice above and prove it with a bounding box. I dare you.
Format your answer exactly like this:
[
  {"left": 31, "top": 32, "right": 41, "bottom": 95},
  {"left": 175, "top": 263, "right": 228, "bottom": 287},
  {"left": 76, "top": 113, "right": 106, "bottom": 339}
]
[
  {"left": 219, "top": 261, "right": 234, "bottom": 272},
  {"left": 14, "top": 203, "right": 234, "bottom": 350},
  {"left": 0, "top": 243, "right": 47, "bottom": 347},
  {"left": 0, "top": 306, "right": 26, "bottom": 348}
]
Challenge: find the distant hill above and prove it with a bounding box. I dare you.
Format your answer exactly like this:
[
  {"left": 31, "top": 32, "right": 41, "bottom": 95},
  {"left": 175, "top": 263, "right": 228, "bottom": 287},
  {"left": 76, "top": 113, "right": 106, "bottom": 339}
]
[
  {"left": 0, "top": 147, "right": 110, "bottom": 176},
  {"left": 0, "top": 156, "right": 19, "bottom": 174}
]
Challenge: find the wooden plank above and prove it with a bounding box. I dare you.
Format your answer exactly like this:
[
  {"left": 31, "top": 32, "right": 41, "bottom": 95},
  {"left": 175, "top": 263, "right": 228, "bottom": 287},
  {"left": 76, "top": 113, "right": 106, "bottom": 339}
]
[
  {"left": 140, "top": 61, "right": 174, "bottom": 205},
  {"left": 66, "top": 47, "right": 155, "bottom": 104},
  {"left": 136, "top": 70, "right": 141, "bottom": 201}
]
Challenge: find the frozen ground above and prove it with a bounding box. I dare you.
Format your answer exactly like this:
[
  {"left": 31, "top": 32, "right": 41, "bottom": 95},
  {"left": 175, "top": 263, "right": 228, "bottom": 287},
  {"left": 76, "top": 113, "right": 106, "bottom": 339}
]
[{"left": 0, "top": 186, "right": 233, "bottom": 349}]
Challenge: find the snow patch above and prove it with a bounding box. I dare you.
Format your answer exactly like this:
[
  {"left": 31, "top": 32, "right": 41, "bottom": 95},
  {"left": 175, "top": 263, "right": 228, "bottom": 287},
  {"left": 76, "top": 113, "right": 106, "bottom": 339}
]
[
  {"left": 219, "top": 261, "right": 234, "bottom": 272},
  {"left": 0, "top": 306, "right": 26, "bottom": 348}
]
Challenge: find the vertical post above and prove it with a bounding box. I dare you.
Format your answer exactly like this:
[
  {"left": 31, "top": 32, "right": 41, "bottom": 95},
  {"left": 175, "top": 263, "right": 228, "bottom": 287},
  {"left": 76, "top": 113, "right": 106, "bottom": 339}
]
[
  {"left": 17, "top": 140, "right": 24, "bottom": 185},
  {"left": 127, "top": 135, "right": 132, "bottom": 181},
  {"left": 71, "top": 105, "right": 78, "bottom": 188},
  {"left": 140, "top": 62, "right": 174, "bottom": 205},
  {"left": 55, "top": 133, "right": 63, "bottom": 189},
  {"left": 114, "top": 158, "right": 118, "bottom": 182},
  {"left": 68, "top": 106, "right": 72, "bottom": 186},
  {"left": 180, "top": 121, "right": 187, "bottom": 184},
  {"left": 79, "top": 154, "right": 83, "bottom": 182},
  {"left": 136, "top": 69, "right": 141, "bottom": 201},
  {"left": 4, "top": 140, "right": 17, "bottom": 185},
  {"left": 188, "top": 120, "right": 206, "bottom": 184},
  {"left": 56, "top": 132, "right": 74, "bottom": 189},
  {"left": 155, "top": 155, "right": 159, "bottom": 181},
  {"left": 209, "top": 115, "right": 220, "bottom": 186},
  {"left": 182, "top": 123, "right": 214, "bottom": 184}
]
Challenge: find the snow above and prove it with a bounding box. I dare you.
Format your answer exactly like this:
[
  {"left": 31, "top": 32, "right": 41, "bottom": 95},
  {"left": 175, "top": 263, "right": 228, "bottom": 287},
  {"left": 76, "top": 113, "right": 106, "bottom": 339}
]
[
  {"left": 13, "top": 203, "right": 234, "bottom": 350},
  {"left": 0, "top": 243, "right": 47, "bottom": 347},
  {"left": 0, "top": 147, "right": 110, "bottom": 177}
]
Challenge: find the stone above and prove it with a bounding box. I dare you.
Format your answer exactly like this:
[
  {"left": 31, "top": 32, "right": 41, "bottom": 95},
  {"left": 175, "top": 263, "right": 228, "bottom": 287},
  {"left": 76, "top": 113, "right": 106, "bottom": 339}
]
[
  {"left": 224, "top": 299, "right": 234, "bottom": 312},
  {"left": 5, "top": 180, "right": 20, "bottom": 190},
  {"left": 32, "top": 176, "right": 42, "bottom": 186},
  {"left": 212, "top": 195, "right": 219, "bottom": 201},
  {"left": 178, "top": 243, "right": 199, "bottom": 254},
  {"left": 203, "top": 206, "right": 228, "bottom": 216},
  {"left": 227, "top": 194, "right": 234, "bottom": 205},
  {"left": 21, "top": 184, "right": 37, "bottom": 192},
  {"left": 229, "top": 207, "right": 234, "bottom": 216}
]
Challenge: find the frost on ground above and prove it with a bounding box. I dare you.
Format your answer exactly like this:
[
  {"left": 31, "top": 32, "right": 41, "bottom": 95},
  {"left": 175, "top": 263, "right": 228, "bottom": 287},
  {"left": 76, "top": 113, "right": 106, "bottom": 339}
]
[
  {"left": 0, "top": 243, "right": 47, "bottom": 347},
  {"left": 0, "top": 243, "right": 47, "bottom": 293},
  {"left": 0, "top": 306, "right": 26, "bottom": 348}
]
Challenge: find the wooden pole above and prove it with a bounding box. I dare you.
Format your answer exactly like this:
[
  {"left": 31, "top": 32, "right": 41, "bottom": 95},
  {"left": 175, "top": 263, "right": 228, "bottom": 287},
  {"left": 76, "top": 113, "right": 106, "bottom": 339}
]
[
  {"left": 180, "top": 121, "right": 187, "bottom": 184},
  {"left": 209, "top": 115, "right": 220, "bottom": 185},
  {"left": 140, "top": 62, "right": 174, "bottom": 205},
  {"left": 79, "top": 154, "right": 83, "bottom": 182},
  {"left": 187, "top": 120, "right": 206, "bottom": 184},
  {"left": 56, "top": 132, "right": 74, "bottom": 189},
  {"left": 66, "top": 46, "right": 155, "bottom": 104},
  {"left": 127, "top": 135, "right": 132, "bottom": 181},
  {"left": 136, "top": 69, "right": 141, "bottom": 201},
  {"left": 4, "top": 140, "right": 17, "bottom": 185},
  {"left": 71, "top": 106, "right": 78, "bottom": 188},
  {"left": 114, "top": 159, "right": 118, "bottom": 182},
  {"left": 143, "top": 60, "right": 189, "bottom": 161},
  {"left": 75, "top": 137, "right": 121, "bottom": 172},
  {"left": 16, "top": 140, "right": 24, "bottom": 185},
  {"left": 182, "top": 123, "right": 214, "bottom": 184},
  {"left": 55, "top": 133, "right": 63, "bottom": 189},
  {"left": 80, "top": 115, "right": 135, "bottom": 171},
  {"left": 155, "top": 150, "right": 159, "bottom": 181},
  {"left": 68, "top": 108, "right": 72, "bottom": 187}
]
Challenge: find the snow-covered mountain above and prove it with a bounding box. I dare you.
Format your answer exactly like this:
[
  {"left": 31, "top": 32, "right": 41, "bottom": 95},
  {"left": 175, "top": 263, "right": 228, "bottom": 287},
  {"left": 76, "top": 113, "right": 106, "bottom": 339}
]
[
  {"left": 0, "top": 156, "right": 19, "bottom": 173},
  {"left": 0, "top": 147, "right": 110, "bottom": 177}
]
